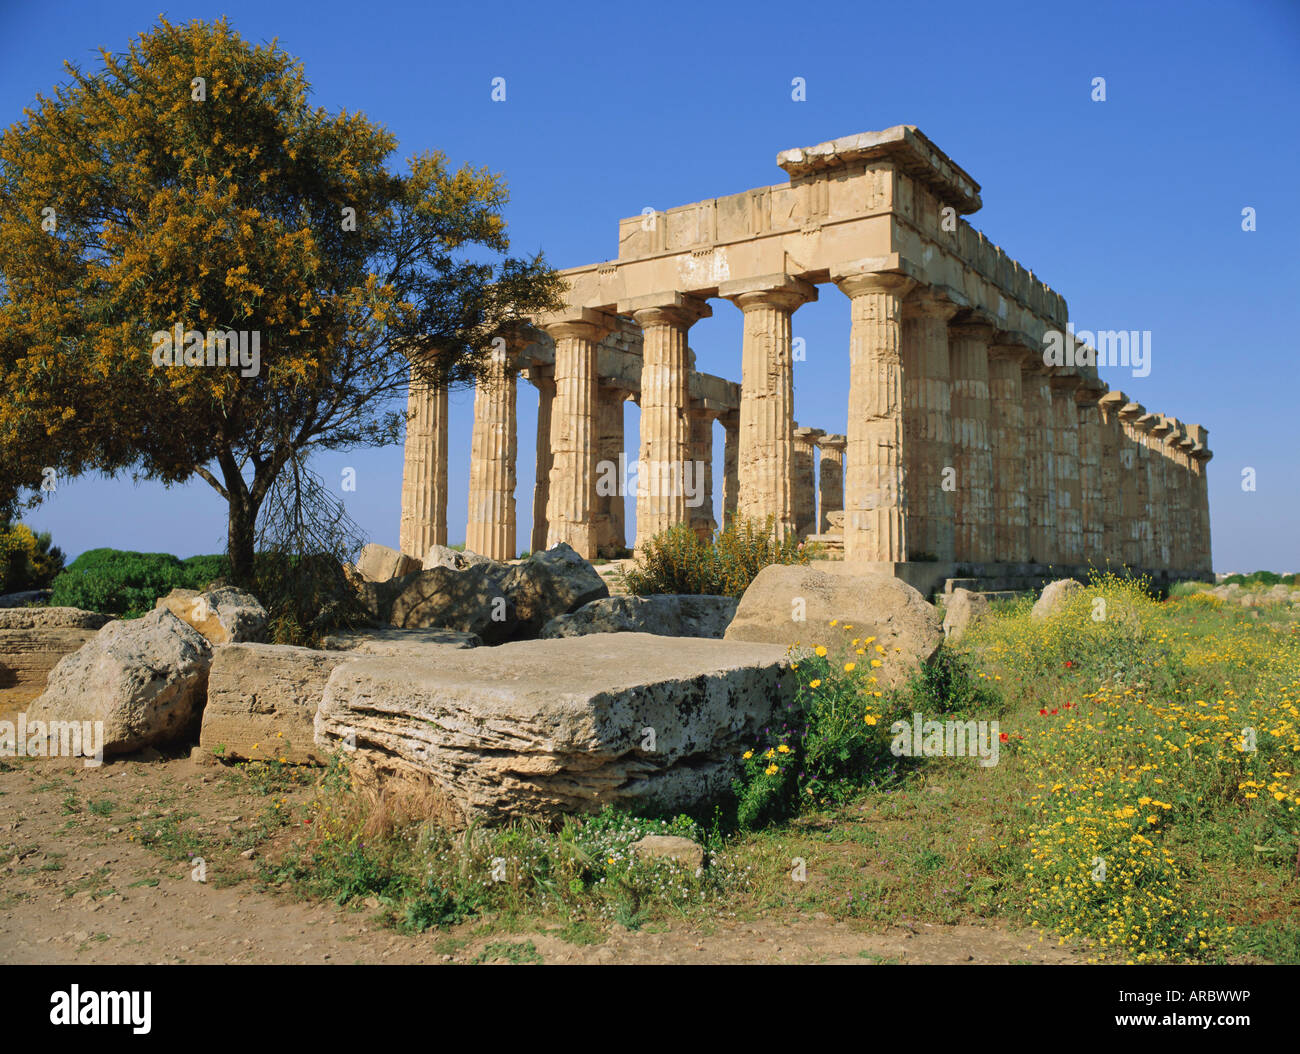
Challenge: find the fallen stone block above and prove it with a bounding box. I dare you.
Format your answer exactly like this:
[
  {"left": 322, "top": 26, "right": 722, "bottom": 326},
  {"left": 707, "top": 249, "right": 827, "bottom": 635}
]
[
  {"left": 28, "top": 609, "right": 212, "bottom": 755},
  {"left": 501, "top": 543, "right": 609, "bottom": 636},
  {"left": 314, "top": 633, "right": 790, "bottom": 825},
  {"left": 356, "top": 542, "right": 422, "bottom": 583},
  {"left": 155, "top": 585, "right": 267, "bottom": 645},
  {"left": 0, "top": 608, "right": 116, "bottom": 712},
  {"left": 724, "top": 565, "right": 941, "bottom": 687},
  {"left": 541, "top": 594, "right": 738, "bottom": 640},
  {"left": 199, "top": 643, "right": 352, "bottom": 764},
  {"left": 389, "top": 565, "right": 518, "bottom": 643}
]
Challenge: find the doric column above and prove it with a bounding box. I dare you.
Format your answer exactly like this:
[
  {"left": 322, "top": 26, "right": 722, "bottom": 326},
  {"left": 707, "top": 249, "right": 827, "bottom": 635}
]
[
  {"left": 465, "top": 340, "right": 518, "bottom": 561},
  {"left": 720, "top": 274, "right": 817, "bottom": 537},
  {"left": 1117, "top": 402, "right": 1150, "bottom": 568},
  {"left": 687, "top": 403, "right": 717, "bottom": 540},
  {"left": 792, "top": 425, "right": 823, "bottom": 540},
  {"left": 902, "top": 290, "right": 959, "bottom": 562},
  {"left": 815, "top": 433, "right": 846, "bottom": 534},
  {"left": 1142, "top": 414, "right": 1171, "bottom": 569},
  {"left": 528, "top": 367, "right": 554, "bottom": 556},
  {"left": 1164, "top": 418, "right": 1189, "bottom": 572},
  {"left": 1097, "top": 391, "right": 1127, "bottom": 566},
  {"left": 1187, "top": 425, "right": 1213, "bottom": 575},
  {"left": 624, "top": 293, "right": 711, "bottom": 550},
  {"left": 596, "top": 385, "right": 628, "bottom": 555},
  {"left": 948, "top": 319, "right": 995, "bottom": 564},
  {"left": 1074, "top": 384, "right": 1105, "bottom": 567},
  {"left": 1177, "top": 427, "right": 1198, "bottom": 573},
  {"left": 542, "top": 310, "right": 613, "bottom": 558},
  {"left": 399, "top": 369, "right": 449, "bottom": 562},
  {"left": 832, "top": 270, "right": 915, "bottom": 563},
  {"left": 986, "top": 339, "right": 1029, "bottom": 562},
  {"left": 1020, "top": 361, "right": 1058, "bottom": 565},
  {"left": 1049, "top": 372, "right": 1084, "bottom": 566},
  {"left": 721, "top": 411, "right": 739, "bottom": 531}
]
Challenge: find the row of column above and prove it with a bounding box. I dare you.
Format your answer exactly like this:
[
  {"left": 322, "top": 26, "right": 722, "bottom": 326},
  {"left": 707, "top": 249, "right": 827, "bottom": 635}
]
[
  {"left": 834, "top": 271, "right": 1212, "bottom": 573},
  {"left": 401, "top": 273, "right": 1211, "bottom": 574}
]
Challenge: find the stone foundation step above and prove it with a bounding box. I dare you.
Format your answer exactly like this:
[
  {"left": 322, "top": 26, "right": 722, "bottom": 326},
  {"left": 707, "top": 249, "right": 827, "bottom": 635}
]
[{"left": 943, "top": 578, "right": 980, "bottom": 594}]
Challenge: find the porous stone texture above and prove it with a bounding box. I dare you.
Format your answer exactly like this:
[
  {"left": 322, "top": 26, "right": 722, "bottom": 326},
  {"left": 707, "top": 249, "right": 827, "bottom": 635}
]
[
  {"left": 1031, "top": 578, "right": 1083, "bottom": 620},
  {"left": 0, "top": 608, "right": 115, "bottom": 711},
  {"left": 28, "top": 609, "right": 212, "bottom": 755},
  {"left": 630, "top": 835, "right": 705, "bottom": 871},
  {"left": 356, "top": 543, "right": 422, "bottom": 583},
  {"left": 501, "top": 543, "right": 609, "bottom": 637},
  {"left": 155, "top": 586, "right": 267, "bottom": 646},
  {"left": 541, "top": 595, "right": 739, "bottom": 640},
  {"left": 389, "top": 565, "right": 518, "bottom": 644},
  {"left": 724, "top": 565, "right": 942, "bottom": 686},
  {"left": 320, "top": 627, "right": 482, "bottom": 652},
  {"left": 942, "top": 588, "right": 990, "bottom": 642},
  {"left": 314, "top": 633, "right": 790, "bottom": 825},
  {"left": 199, "top": 643, "right": 350, "bottom": 764}
]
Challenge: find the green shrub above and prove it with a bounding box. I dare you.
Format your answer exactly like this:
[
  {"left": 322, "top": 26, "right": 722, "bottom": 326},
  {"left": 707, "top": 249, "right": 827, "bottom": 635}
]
[
  {"left": 731, "top": 653, "right": 907, "bottom": 831},
  {"left": 0, "top": 522, "right": 64, "bottom": 593},
  {"left": 622, "top": 518, "right": 812, "bottom": 598},
  {"left": 48, "top": 548, "right": 232, "bottom": 616}
]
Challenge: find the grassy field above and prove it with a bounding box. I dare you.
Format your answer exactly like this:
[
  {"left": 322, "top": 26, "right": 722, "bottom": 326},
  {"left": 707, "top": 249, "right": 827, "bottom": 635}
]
[{"left": 158, "top": 576, "right": 1300, "bottom": 963}]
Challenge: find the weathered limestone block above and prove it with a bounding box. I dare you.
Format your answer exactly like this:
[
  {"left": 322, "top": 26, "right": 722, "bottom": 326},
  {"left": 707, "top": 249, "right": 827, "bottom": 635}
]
[
  {"left": 501, "top": 543, "right": 610, "bottom": 636},
  {"left": 313, "top": 634, "right": 791, "bottom": 825},
  {"left": 155, "top": 586, "right": 267, "bottom": 646},
  {"left": 28, "top": 609, "right": 212, "bottom": 755},
  {"left": 199, "top": 643, "right": 352, "bottom": 764},
  {"left": 1031, "top": 578, "right": 1083, "bottom": 620},
  {"left": 356, "top": 543, "right": 422, "bottom": 583},
  {"left": 631, "top": 835, "right": 704, "bottom": 871},
  {"left": 724, "top": 564, "right": 942, "bottom": 687},
  {"left": 540, "top": 595, "right": 739, "bottom": 640},
  {"left": 389, "top": 566, "right": 518, "bottom": 644},
  {"left": 320, "top": 627, "right": 481, "bottom": 652},
  {"left": 0, "top": 608, "right": 114, "bottom": 711},
  {"left": 942, "top": 588, "right": 991, "bottom": 642}
]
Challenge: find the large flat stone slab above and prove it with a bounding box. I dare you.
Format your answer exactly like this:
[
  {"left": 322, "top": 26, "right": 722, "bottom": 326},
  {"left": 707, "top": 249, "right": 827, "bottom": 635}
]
[
  {"left": 0, "top": 608, "right": 117, "bottom": 715},
  {"left": 314, "top": 633, "right": 790, "bottom": 825}
]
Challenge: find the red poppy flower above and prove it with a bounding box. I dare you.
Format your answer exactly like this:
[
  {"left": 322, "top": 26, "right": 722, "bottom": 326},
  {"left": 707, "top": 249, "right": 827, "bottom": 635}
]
[
  {"left": 1064, "top": 661, "right": 1074, "bottom": 668},
  {"left": 1039, "top": 708, "right": 1048, "bottom": 715},
  {"left": 999, "top": 732, "right": 1009, "bottom": 742},
  {"left": 1050, "top": 708, "right": 1059, "bottom": 715}
]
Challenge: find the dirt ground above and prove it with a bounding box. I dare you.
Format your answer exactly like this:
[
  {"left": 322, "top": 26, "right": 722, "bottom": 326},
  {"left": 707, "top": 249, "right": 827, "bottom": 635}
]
[{"left": 0, "top": 751, "right": 1081, "bottom": 965}]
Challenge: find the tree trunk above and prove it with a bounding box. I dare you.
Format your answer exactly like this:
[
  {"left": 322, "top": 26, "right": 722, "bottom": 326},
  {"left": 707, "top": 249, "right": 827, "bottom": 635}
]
[{"left": 226, "top": 491, "right": 257, "bottom": 587}]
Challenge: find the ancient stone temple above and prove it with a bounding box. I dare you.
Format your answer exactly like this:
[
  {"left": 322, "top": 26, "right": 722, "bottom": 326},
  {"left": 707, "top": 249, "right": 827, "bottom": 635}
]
[{"left": 399, "top": 126, "right": 1212, "bottom": 593}]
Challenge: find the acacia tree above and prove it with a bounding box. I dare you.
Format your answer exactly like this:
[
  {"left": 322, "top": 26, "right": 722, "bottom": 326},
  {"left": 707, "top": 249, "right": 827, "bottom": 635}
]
[{"left": 0, "top": 17, "right": 564, "bottom": 582}]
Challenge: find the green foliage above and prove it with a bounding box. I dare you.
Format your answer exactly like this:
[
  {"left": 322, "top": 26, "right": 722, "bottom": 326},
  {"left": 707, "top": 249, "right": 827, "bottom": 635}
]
[
  {"left": 0, "top": 522, "right": 64, "bottom": 593},
  {"left": 1222, "top": 570, "right": 1297, "bottom": 587},
  {"left": 622, "top": 518, "right": 812, "bottom": 598},
  {"left": 49, "top": 548, "right": 220, "bottom": 616},
  {"left": 906, "top": 647, "right": 1003, "bottom": 717}
]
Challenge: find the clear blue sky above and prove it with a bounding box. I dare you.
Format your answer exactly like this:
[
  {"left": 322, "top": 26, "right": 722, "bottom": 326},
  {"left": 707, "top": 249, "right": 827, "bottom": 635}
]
[{"left": 3, "top": 0, "right": 1297, "bottom": 573}]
